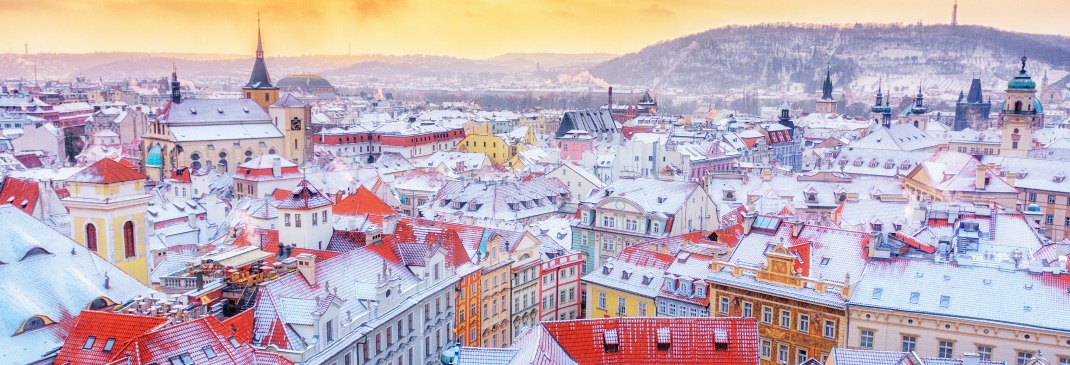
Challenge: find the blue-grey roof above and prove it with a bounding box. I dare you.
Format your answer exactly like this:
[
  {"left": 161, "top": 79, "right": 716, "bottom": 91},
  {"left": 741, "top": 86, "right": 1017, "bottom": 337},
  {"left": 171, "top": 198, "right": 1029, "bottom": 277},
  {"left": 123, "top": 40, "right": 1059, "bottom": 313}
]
[
  {"left": 850, "top": 259, "right": 1070, "bottom": 332},
  {"left": 161, "top": 98, "right": 272, "bottom": 125}
]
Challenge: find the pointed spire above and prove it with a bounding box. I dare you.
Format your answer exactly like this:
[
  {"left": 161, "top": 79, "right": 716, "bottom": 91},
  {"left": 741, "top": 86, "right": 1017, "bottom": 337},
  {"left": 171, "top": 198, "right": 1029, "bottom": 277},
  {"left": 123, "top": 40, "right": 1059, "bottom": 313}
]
[
  {"left": 245, "top": 13, "right": 275, "bottom": 90},
  {"left": 256, "top": 11, "right": 264, "bottom": 59},
  {"left": 821, "top": 64, "right": 834, "bottom": 100}
]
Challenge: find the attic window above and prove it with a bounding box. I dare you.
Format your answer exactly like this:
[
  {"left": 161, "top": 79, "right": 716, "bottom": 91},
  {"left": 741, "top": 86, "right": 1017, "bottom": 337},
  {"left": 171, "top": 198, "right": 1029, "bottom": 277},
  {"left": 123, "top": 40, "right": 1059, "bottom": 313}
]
[
  {"left": 242, "top": 107, "right": 250, "bottom": 113},
  {"left": 602, "top": 265, "right": 613, "bottom": 275},
  {"left": 820, "top": 257, "right": 830, "bottom": 267},
  {"left": 909, "top": 292, "right": 920, "bottom": 304},
  {"left": 641, "top": 275, "right": 653, "bottom": 285},
  {"left": 939, "top": 295, "right": 950, "bottom": 308},
  {"left": 103, "top": 338, "right": 116, "bottom": 353},
  {"left": 189, "top": 108, "right": 197, "bottom": 114},
  {"left": 216, "top": 108, "right": 224, "bottom": 114},
  {"left": 656, "top": 328, "right": 671, "bottom": 351},
  {"left": 83, "top": 336, "right": 96, "bottom": 350},
  {"left": 228, "top": 336, "right": 241, "bottom": 348},
  {"left": 203, "top": 345, "right": 216, "bottom": 359},
  {"left": 871, "top": 288, "right": 883, "bottom": 300},
  {"left": 21, "top": 247, "right": 51, "bottom": 261},
  {"left": 714, "top": 328, "right": 729, "bottom": 351},
  {"left": 603, "top": 329, "right": 620, "bottom": 352},
  {"left": 168, "top": 353, "right": 194, "bottom": 365},
  {"left": 621, "top": 270, "right": 631, "bottom": 280}
]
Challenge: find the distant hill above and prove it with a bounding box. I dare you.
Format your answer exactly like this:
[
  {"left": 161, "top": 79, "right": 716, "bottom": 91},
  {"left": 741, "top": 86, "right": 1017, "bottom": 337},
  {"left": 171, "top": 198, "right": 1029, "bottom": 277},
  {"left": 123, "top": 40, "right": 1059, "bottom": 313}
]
[{"left": 589, "top": 24, "right": 1070, "bottom": 95}]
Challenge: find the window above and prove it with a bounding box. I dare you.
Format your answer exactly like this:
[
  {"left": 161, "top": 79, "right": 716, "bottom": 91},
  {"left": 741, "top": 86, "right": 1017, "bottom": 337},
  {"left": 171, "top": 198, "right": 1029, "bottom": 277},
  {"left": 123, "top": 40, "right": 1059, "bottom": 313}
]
[
  {"left": 313, "top": 211, "right": 318, "bottom": 226},
  {"left": 617, "top": 297, "right": 627, "bottom": 315},
  {"left": 295, "top": 214, "right": 302, "bottom": 227},
  {"left": 459, "top": 309, "right": 465, "bottom": 322},
  {"left": 860, "top": 330, "right": 874, "bottom": 349},
  {"left": 798, "top": 314, "right": 809, "bottom": 333},
  {"left": 760, "top": 339, "right": 771, "bottom": 360},
  {"left": 376, "top": 332, "right": 382, "bottom": 352},
  {"left": 1046, "top": 214, "right": 1054, "bottom": 225},
  {"left": 742, "top": 302, "right": 753, "bottom": 318},
  {"left": 719, "top": 297, "right": 730, "bottom": 314},
  {"left": 1018, "top": 352, "right": 1034, "bottom": 365},
  {"left": 638, "top": 302, "right": 647, "bottom": 316},
  {"left": 598, "top": 292, "right": 606, "bottom": 310},
  {"left": 322, "top": 210, "right": 328, "bottom": 223},
  {"left": 83, "top": 336, "right": 96, "bottom": 350},
  {"left": 285, "top": 213, "right": 291, "bottom": 226},
  {"left": 1049, "top": 195, "right": 1057, "bottom": 204},
  {"left": 386, "top": 327, "right": 392, "bottom": 346},
  {"left": 1058, "top": 358, "right": 1070, "bottom": 365},
  {"left": 778, "top": 344, "right": 789, "bottom": 364},
  {"left": 123, "top": 221, "right": 136, "bottom": 258},
  {"left": 762, "top": 306, "right": 773, "bottom": 324},
  {"left": 977, "top": 346, "right": 992, "bottom": 361},
  {"left": 326, "top": 320, "right": 334, "bottom": 343},
  {"left": 203, "top": 345, "right": 216, "bottom": 359},
  {"left": 823, "top": 320, "right": 835, "bottom": 339},
  {"left": 85, "top": 224, "right": 97, "bottom": 251},
  {"left": 651, "top": 221, "right": 660, "bottom": 233},
  {"left": 1029, "top": 193, "right": 1037, "bottom": 202},
  {"left": 797, "top": 348, "right": 808, "bottom": 365},
  {"left": 938, "top": 341, "right": 954, "bottom": 358},
  {"left": 408, "top": 312, "right": 413, "bottom": 331},
  {"left": 780, "top": 310, "right": 791, "bottom": 329},
  {"left": 901, "top": 335, "right": 916, "bottom": 352}
]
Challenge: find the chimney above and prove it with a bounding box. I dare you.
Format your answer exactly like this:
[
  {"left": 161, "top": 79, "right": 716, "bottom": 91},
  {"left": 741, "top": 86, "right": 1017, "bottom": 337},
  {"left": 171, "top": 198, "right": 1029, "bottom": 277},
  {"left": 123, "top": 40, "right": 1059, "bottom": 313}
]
[
  {"left": 975, "top": 163, "right": 986, "bottom": 190},
  {"left": 607, "top": 86, "right": 613, "bottom": 110},
  {"left": 296, "top": 253, "right": 317, "bottom": 286},
  {"left": 188, "top": 212, "right": 198, "bottom": 229},
  {"left": 382, "top": 215, "right": 398, "bottom": 235},
  {"left": 272, "top": 156, "right": 282, "bottom": 177},
  {"left": 987, "top": 162, "right": 1001, "bottom": 176},
  {"left": 742, "top": 213, "right": 757, "bottom": 235},
  {"left": 790, "top": 220, "right": 804, "bottom": 238}
]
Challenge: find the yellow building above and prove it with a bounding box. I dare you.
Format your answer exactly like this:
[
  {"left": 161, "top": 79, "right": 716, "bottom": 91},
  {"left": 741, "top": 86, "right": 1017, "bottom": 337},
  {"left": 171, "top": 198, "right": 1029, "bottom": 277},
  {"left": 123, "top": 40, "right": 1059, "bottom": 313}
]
[
  {"left": 457, "top": 126, "right": 536, "bottom": 168},
  {"left": 475, "top": 232, "right": 514, "bottom": 348},
  {"left": 62, "top": 158, "right": 153, "bottom": 284},
  {"left": 582, "top": 250, "right": 665, "bottom": 318}
]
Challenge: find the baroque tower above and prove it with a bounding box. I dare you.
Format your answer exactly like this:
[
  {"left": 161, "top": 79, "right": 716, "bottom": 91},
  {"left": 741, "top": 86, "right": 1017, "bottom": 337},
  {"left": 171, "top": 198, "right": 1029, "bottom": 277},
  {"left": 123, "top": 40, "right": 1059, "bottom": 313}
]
[{"left": 999, "top": 57, "right": 1044, "bottom": 157}]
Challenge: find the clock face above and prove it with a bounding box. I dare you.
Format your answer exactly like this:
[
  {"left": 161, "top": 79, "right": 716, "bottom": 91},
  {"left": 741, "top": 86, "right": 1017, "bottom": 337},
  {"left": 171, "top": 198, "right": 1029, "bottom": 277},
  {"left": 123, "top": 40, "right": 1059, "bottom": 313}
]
[{"left": 290, "top": 118, "right": 302, "bottom": 131}]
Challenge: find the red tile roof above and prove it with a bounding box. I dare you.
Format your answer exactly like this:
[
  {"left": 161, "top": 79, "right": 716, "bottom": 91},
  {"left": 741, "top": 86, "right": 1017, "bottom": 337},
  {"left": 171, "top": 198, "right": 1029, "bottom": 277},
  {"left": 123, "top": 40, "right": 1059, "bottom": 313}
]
[
  {"left": 271, "top": 188, "right": 289, "bottom": 201},
  {"left": 13, "top": 153, "right": 43, "bottom": 168},
  {"left": 104, "top": 315, "right": 292, "bottom": 365},
  {"left": 333, "top": 185, "right": 397, "bottom": 218},
  {"left": 541, "top": 317, "right": 759, "bottom": 365},
  {"left": 54, "top": 311, "right": 169, "bottom": 365},
  {"left": 69, "top": 157, "right": 148, "bottom": 184},
  {"left": 231, "top": 227, "right": 340, "bottom": 265},
  {"left": 0, "top": 176, "right": 40, "bottom": 215},
  {"left": 614, "top": 246, "right": 675, "bottom": 270},
  {"left": 169, "top": 167, "right": 192, "bottom": 183},
  {"left": 276, "top": 180, "right": 333, "bottom": 210}
]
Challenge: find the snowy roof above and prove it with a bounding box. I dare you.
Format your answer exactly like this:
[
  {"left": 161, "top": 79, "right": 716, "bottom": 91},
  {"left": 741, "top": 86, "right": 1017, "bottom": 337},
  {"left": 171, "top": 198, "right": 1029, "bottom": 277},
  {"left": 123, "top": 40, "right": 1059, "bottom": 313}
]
[
  {"left": 581, "top": 178, "right": 701, "bottom": 216},
  {"left": 161, "top": 98, "right": 271, "bottom": 124},
  {"left": 982, "top": 155, "right": 1070, "bottom": 193},
  {"left": 239, "top": 154, "right": 298, "bottom": 169},
  {"left": 421, "top": 152, "right": 488, "bottom": 171},
  {"left": 169, "top": 123, "right": 283, "bottom": 142},
  {"left": 0, "top": 205, "right": 148, "bottom": 364},
  {"left": 851, "top": 259, "right": 1070, "bottom": 332},
  {"left": 67, "top": 157, "right": 147, "bottom": 184},
  {"left": 276, "top": 180, "right": 333, "bottom": 210},
  {"left": 850, "top": 124, "right": 940, "bottom": 152},
  {"left": 431, "top": 177, "right": 569, "bottom": 222}
]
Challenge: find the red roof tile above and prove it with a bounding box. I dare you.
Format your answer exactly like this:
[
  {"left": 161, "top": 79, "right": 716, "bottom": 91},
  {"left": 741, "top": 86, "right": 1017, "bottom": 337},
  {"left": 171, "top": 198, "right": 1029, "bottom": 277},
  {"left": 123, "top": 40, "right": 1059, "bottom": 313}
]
[
  {"left": 333, "top": 185, "right": 397, "bottom": 218},
  {"left": 232, "top": 227, "right": 341, "bottom": 265},
  {"left": 276, "top": 180, "right": 333, "bottom": 210},
  {"left": 541, "top": 317, "right": 759, "bottom": 365},
  {"left": 0, "top": 176, "right": 40, "bottom": 215},
  {"left": 271, "top": 188, "right": 289, "bottom": 201},
  {"left": 54, "top": 311, "right": 169, "bottom": 365},
  {"left": 169, "top": 167, "right": 193, "bottom": 183},
  {"left": 69, "top": 157, "right": 148, "bottom": 184},
  {"left": 104, "top": 315, "right": 292, "bottom": 365}
]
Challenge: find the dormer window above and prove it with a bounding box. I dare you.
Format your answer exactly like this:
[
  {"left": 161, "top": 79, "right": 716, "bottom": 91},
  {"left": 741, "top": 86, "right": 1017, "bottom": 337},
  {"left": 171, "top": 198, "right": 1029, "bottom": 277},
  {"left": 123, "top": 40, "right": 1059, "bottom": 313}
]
[
  {"left": 603, "top": 330, "right": 620, "bottom": 352},
  {"left": 723, "top": 189, "right": 736, "bottom": 201},
  {"left": 806, "top": 193, "right": 817, "bottom": 203}
]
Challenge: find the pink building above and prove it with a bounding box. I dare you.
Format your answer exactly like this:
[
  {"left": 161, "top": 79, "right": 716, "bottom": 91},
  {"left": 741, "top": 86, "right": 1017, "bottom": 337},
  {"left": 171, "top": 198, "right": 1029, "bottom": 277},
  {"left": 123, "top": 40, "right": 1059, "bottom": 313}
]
[
  {"left": 557, "top": 130, "right": 595, "bottom": 161},
  {"left": 538, "top": 251, "right": 585, "bottom": 321}
]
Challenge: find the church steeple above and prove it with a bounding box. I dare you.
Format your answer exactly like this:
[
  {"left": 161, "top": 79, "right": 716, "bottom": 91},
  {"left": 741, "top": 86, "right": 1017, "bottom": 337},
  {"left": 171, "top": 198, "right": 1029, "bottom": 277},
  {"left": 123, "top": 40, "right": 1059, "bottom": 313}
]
[
  {"left": 170, "top": 61, "right": 181, "bottom": 104},
  {"left": 243, "top": 14, "right": 279, "bottom": 110}
]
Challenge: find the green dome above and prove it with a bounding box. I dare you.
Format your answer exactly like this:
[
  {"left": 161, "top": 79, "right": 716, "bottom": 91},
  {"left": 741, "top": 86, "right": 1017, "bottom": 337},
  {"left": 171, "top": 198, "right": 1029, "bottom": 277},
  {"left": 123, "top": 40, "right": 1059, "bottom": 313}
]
[{"left": 1007, "top": 56, "right": 1036, "bottom": 90}]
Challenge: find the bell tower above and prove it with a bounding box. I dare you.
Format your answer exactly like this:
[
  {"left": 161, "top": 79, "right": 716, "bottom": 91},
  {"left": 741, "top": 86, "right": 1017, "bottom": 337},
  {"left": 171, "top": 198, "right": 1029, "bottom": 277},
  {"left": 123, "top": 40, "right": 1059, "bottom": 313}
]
[
  {"left": 999, "top": 57, "right": 1042, "bottom": 157},
  {"left": 243, "top": 15, "right": 279, "bottom": 110},
  {"left": 815, "top": 66, "right": 838, "bottom": 114}
]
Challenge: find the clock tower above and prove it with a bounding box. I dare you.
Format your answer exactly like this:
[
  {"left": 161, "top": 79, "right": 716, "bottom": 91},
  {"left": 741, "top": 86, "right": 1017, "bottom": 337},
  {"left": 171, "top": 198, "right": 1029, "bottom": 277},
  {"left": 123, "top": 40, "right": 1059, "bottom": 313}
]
[
  {"left": 999, "top": 57, "right": 1043, "bottom": 158},
  {"left": 271, "top": 93, "right": 313, "bottom": 165}
]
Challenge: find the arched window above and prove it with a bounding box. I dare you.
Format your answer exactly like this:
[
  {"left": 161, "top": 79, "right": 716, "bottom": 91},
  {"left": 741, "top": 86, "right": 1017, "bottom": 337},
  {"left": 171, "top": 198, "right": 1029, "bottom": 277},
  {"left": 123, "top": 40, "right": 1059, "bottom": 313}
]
[
  {"left": 146, "top": 144, "right": 162, "bottom": 168},
  {"left": 88, "top": 297, "right": 112, "bottom": 310},
  {"left": 17, "top": 316, "right": 50, "bottom": 334},
  {"left": 123, "top": 221, "right": 136, "bottom": 259},
  {"left": 1014, "top": 101, "right": 1023, "bottom": 112},
  {"left": 218, "top": 159, "right": 228, "bottom": 172},
  {"left": 913, "top": 120, "right": 919, "bottom": 128},
  {"left": 86, "top": 223, "right": 98, "bottom": 251}
]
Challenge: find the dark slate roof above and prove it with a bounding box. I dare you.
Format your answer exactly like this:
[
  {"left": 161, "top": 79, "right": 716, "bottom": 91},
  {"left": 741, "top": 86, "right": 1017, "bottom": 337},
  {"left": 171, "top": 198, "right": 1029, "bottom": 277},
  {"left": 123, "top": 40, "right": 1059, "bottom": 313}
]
[
  {"left": 245, "top": 28, "right": 276, "bottom": 90},
  {"left": 638, "top": 91, "right": 656, "bottom": 105},
  {"left": 821, "top": 68, "right": 834, "bottom": 100},
  {"left": 967, "top": 78, "right": 984, "bottom": 103},
  {"left": 556, "top": 110, "right": 617, "bottom": 138},
  {"left": 276, "top": 75, "right": 335, "bottom": 91}
]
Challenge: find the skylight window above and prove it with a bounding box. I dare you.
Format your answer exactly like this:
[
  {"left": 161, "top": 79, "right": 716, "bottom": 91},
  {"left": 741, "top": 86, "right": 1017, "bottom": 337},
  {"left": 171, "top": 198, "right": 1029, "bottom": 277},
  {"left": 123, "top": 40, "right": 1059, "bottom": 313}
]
[
  {"left": 203, "top": 345, "right": 216, "bottom": 359},
  {"left": 83, "top": 336, "right": 96, "bottom": 350},
  {"left": 103, "top": 338, "right": 115, "bottom": 353},
  {"left": 939, "top": 296, "right": 950, "bottom": 308},
  {"left": 820, "top": 257, "right": 830, "bottom": 266},
  {"left": 909, "top": 292, "right": 920, "bottom": 304},
  {"left": 228, "top": 336, "right": 241, "bottom": 348},
  {"left": 603, "top": 329, "right": 619, "bottom": 352},
  {"left": 871, "top": 288, "right": 883, "bottom": 300}
]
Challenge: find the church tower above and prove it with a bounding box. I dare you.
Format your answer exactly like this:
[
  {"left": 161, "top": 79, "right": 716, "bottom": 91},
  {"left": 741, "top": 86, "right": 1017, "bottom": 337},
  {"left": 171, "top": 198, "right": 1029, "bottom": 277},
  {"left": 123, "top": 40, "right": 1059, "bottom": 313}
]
[
  {"left": 815, "top": 67, "right": 837, "bottom": 114},
  {"left": 62, "top": 158, "right": 153, "bottom": 284},
  {"left": 999, "top": 57, "right": 1042, "bottom": 157},
  {"left": 243, "top": 17, "right": 279, "bottom": 110},
  {"left": 270, "top": 93, "right": 314, "bottom": 165}
]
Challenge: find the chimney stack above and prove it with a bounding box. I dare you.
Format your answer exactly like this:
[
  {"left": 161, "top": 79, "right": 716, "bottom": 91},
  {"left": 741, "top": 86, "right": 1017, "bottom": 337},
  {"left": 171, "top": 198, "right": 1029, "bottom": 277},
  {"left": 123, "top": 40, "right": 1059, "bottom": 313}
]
[
  {"left": 742, "top": 213, "right": 757, "bottom": 235},
  {"left": 975, "top": 163, "right": 987, "bottom": 190},
  {"left": 961, "top": 352, "right": 981, "bottom": 365},
  {"left": 608, "top": 86, "right": 613, "bottom": 110},
  {"left": 272, "top": 156, "right": 282, "bottom": 177},
  {"left": 383, "top": 214, "right": 399, "bottom": 235},
  {"left": 296, "top": 253, "right": 317, "bottom": 286}
]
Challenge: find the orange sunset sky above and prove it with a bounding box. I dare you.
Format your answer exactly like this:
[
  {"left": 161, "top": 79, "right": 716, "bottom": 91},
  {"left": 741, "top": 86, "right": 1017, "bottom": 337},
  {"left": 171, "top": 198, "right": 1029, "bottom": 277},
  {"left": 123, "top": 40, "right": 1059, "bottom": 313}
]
[{"left": 1, "top": 0, "right": 1068, "bottom": 58}]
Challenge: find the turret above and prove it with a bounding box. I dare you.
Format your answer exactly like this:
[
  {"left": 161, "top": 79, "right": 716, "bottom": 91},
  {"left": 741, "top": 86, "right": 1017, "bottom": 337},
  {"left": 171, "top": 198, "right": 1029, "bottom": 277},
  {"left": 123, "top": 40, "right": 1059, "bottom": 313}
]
[{"left": 170, "top": 63, "right": 181, "bottom": 104}]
